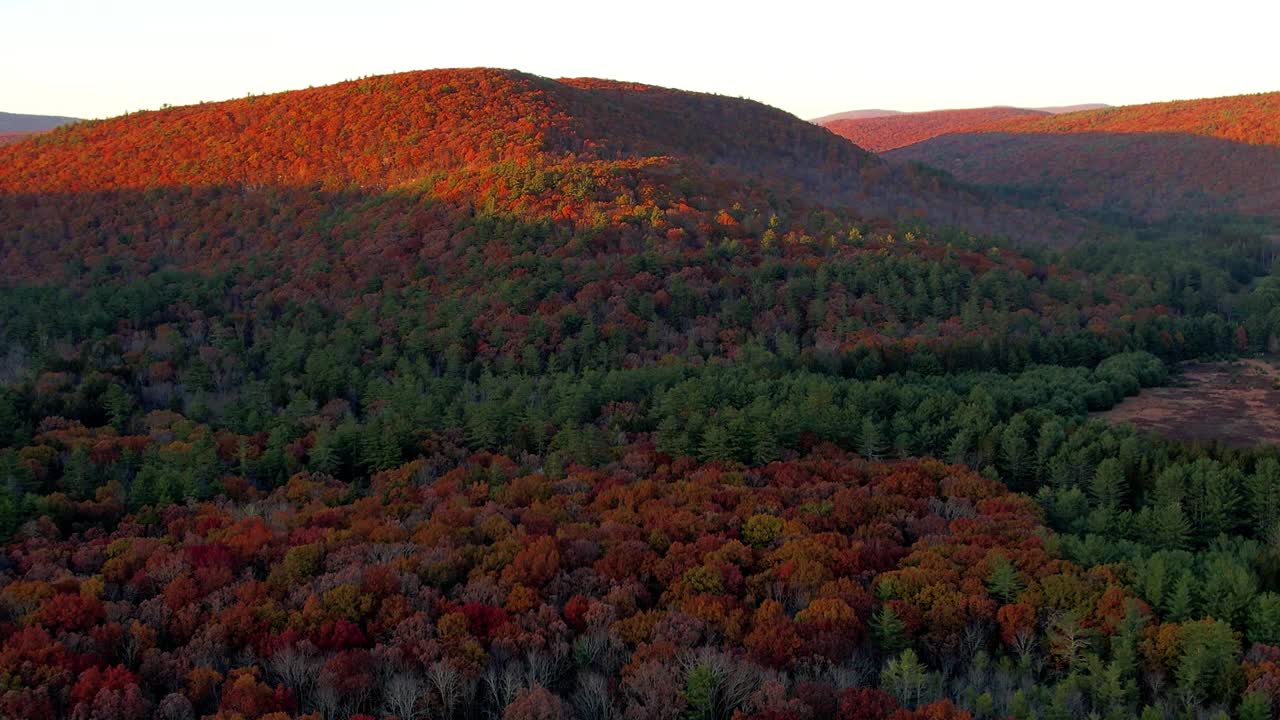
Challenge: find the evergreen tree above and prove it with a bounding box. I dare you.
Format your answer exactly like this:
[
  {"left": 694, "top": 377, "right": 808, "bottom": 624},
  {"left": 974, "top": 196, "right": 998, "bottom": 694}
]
[
  {"left": 699, "top": 421, "right": 737, "bottom": 463},
  {"left": 871, "top": 604, "right": 909, "bottom": 656},
  {"left": 103, "top": 383, "right": 135, "bottom": 433},
  {"left": 999, "top": 415, "right": 1032, "bottom": 488},
  {"left": 1248, "top": 458, "right": 1280, "bottom": 535},
  {"left": 1174, "top": 619, "right": 1240, "bottom": 706},
  {"left": 750, "top": 421, "right": 780, "bottom": 465},
  {"left": 1089, "top": 458, "right": 1128, "bottom": 510},
  {"left": 987, "top": 554, "right": 1025, "bottom": 603},
  {"left": 656, "top": 415, "right": 692, "bottom": 458},
  {"left": 858, "top": 417, "right": 885, "bottom": 461},
  {"left": 1248, "top": 592, "right": 1280, "bottom": 646},
  {"left": 881, "top": 648, "right": 937, "bottom": 709},
  {"left": 63, "top": 446, "right": 93, "bottom": 499},
  {"left": 310, "top": 425, "right": 339, "bottom": 475},
  {"left": 1150, "top": 502, "right": 1192, "bottom": 550},
  {"left": 1164, "top": 573, "right": 1196, "bottom": 622}
]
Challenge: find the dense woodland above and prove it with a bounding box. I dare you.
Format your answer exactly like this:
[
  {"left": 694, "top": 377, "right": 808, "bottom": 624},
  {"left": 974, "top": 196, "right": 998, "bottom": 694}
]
[{"left": 1, "top": 69, "right": 1280, "bottom": 720}]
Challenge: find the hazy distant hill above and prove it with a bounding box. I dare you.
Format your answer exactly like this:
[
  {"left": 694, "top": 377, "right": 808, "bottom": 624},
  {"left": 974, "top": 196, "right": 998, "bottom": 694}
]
[
  {"left": 1033, "top": 103, "right": 1111, "bottom": 114},
  {"left": 811, "top": 103, "right": 1108, "bottom": 125},
  {"left": 809, "top": 108, "right": 903, "bottom": 123},
  {"left": 0, "top": 110, "right": 79, "bottom": 133}
]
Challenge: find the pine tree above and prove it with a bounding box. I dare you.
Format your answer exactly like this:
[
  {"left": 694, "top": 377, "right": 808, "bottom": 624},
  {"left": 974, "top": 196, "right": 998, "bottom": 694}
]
[
  {"left": 881, "top": 648, "right": 935, "bottom": 709},
  {"left": 1089, "top": 458, "right": 1128, "bottom": 510},
  {"left": 310, "top": 425, "right": 339, "bottom": 475},
  {"left": 699, "top": 422, "right": 737, "bottom": 463},
  {"left": 871, "top": 604, "right": 909, "bottom": 656},
  {"left": 858, "top": 417, "right": 885, "bottom": 460},
  {"left": 750, "top": 421, "right": 780, "bottom": 465},
  {"left": 63, "top": 446, "right": 93, "bottom": 499},
  {"left": 656, "top": 415, "right": 691, "bottom": 458},
  {"left": 129, "top": 464, "right": 158, "bottom": 509},
  {"left": 1035, "top": 420, "right": 1066, "bottom": 482},
  {"left": 987, "top": 554, "right": 1025, "bottom": 603},
  {"left": 1248, "top": 592, "right": 1280, "bottom": 645},
  {"left": 1150, "top": 502, "right": 1191, "bottom": 550},
  {"left": 103, "top": 383, "right": 135, "bottom": 433},
  {"left": 1165, "top": 573, "right": 1196, "bottom": 622},
  {"left": 999, "top": 415, "right": 1032, "bottom": 488},
  {"left": 1248, "top": 458, "right": 1280, "bottom": 535},
  {"left": 1175, "top": 619, "right": 1240, "bottom": 705}
]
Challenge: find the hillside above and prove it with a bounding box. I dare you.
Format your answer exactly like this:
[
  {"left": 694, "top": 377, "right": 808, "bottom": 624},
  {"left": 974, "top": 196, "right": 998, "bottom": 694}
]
[
  {"left": 887, "top": 92, "right": 1280, "bottom": 221},
  {"left": 0, "top": 132, "right": 36, "bottom": 146},
  {"left": 0, "top": 69, "right": 1073, "bottom": 247},
  {"left": 988, "top": 92, "right": 1280, "bottom": 146},
  {"left": 2, "top": 70, "right": 883, "bottom": 194},
  {"left": 821, "top": 106, "right": 1049, "bottom": 152},
  {"left": 0, "top": 69, "right": 1096, "bottom": 305}
]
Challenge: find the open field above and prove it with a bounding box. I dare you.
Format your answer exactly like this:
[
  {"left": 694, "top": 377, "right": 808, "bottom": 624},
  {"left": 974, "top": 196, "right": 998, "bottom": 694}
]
[{"left": 1094, "top": 358, "right": 1280, "bottom": 447}]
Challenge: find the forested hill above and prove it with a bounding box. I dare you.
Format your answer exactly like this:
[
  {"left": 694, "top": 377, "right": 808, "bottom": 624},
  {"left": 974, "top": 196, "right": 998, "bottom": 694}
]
[
  {"left": 886, "top": 92, "right": 1280, "bottom": 221},
  {"left": 0, "top": 68, "right": 1087, "bottom": 258},
  {"left": 983, "top": 92, "right": 1280, "bottom": 147}
]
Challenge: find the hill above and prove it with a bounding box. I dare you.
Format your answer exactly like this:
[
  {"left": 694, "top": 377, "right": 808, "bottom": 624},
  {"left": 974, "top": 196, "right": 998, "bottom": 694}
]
[
  {"left": 887, "top": 92, "right": 1280, "bottom": 221},
  {"left": 809, "top": 108, "right": 903, "bottom": 123},
  {"left": 1, "top": 69, "right": 1067, "bottom": 244},
  {"left": 821, "top": 106, "right": 1049, "bottom": 152},
  {"left": 0, "top": 68, "right": 1092, "bottom": 294},
  {"left": 0, "top": 111, "right": 79, "bottom": 133},
  {"left": 1033, "top": 103, "right": 1111, "bottom": 114},
  {"left": 988, "top": 92, "right": 1280, "bottom": 146}
]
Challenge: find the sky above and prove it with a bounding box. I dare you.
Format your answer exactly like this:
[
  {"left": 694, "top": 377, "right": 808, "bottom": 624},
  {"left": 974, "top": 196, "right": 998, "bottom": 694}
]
[{"left": 5, "top": 0, "right": 1279, "bottom": 121}]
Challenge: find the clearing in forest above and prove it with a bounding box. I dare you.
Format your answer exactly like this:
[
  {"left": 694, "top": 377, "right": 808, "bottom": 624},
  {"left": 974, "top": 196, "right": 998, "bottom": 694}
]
[{"left": 1094, "top": 358, "right": 1280, "bottom": 447}]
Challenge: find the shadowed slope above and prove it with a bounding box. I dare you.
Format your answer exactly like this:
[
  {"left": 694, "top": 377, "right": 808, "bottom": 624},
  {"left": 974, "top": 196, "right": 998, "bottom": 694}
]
[{"left": 886, "top": 91, "right": 1280, "bottom": 222}]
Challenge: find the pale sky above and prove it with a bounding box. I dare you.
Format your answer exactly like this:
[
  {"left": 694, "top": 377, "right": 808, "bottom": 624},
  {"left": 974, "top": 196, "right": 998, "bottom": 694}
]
[{"left": 4, "top": 0, "right": 1278, "bottom": 121}]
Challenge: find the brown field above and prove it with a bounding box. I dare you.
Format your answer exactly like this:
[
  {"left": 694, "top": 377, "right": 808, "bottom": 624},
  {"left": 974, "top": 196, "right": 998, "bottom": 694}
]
[{"left": 1094, "top": 358, "right": 1280, "bottom": 447}]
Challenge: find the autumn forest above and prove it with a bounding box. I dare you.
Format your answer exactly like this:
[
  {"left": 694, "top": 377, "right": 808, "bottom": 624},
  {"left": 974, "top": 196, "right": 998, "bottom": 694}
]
[{"left": 1, "top": 68, "right": 1280, "bottom": 720}]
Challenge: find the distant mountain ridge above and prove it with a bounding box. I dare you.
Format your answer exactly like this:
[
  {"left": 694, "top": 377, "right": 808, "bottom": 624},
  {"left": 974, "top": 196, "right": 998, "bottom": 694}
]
[
  {"left": 810, "top": 103, "right": 1108, "bottom": 124},
  {"left": 809, "top": 108, "right": 903, "bottom": 124},
  {"left": 0, "top": 111, "right": 79, "bottom": 133},
  {"left": 1034, "top": 103, "right": 1111, "bottom": 114}
]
